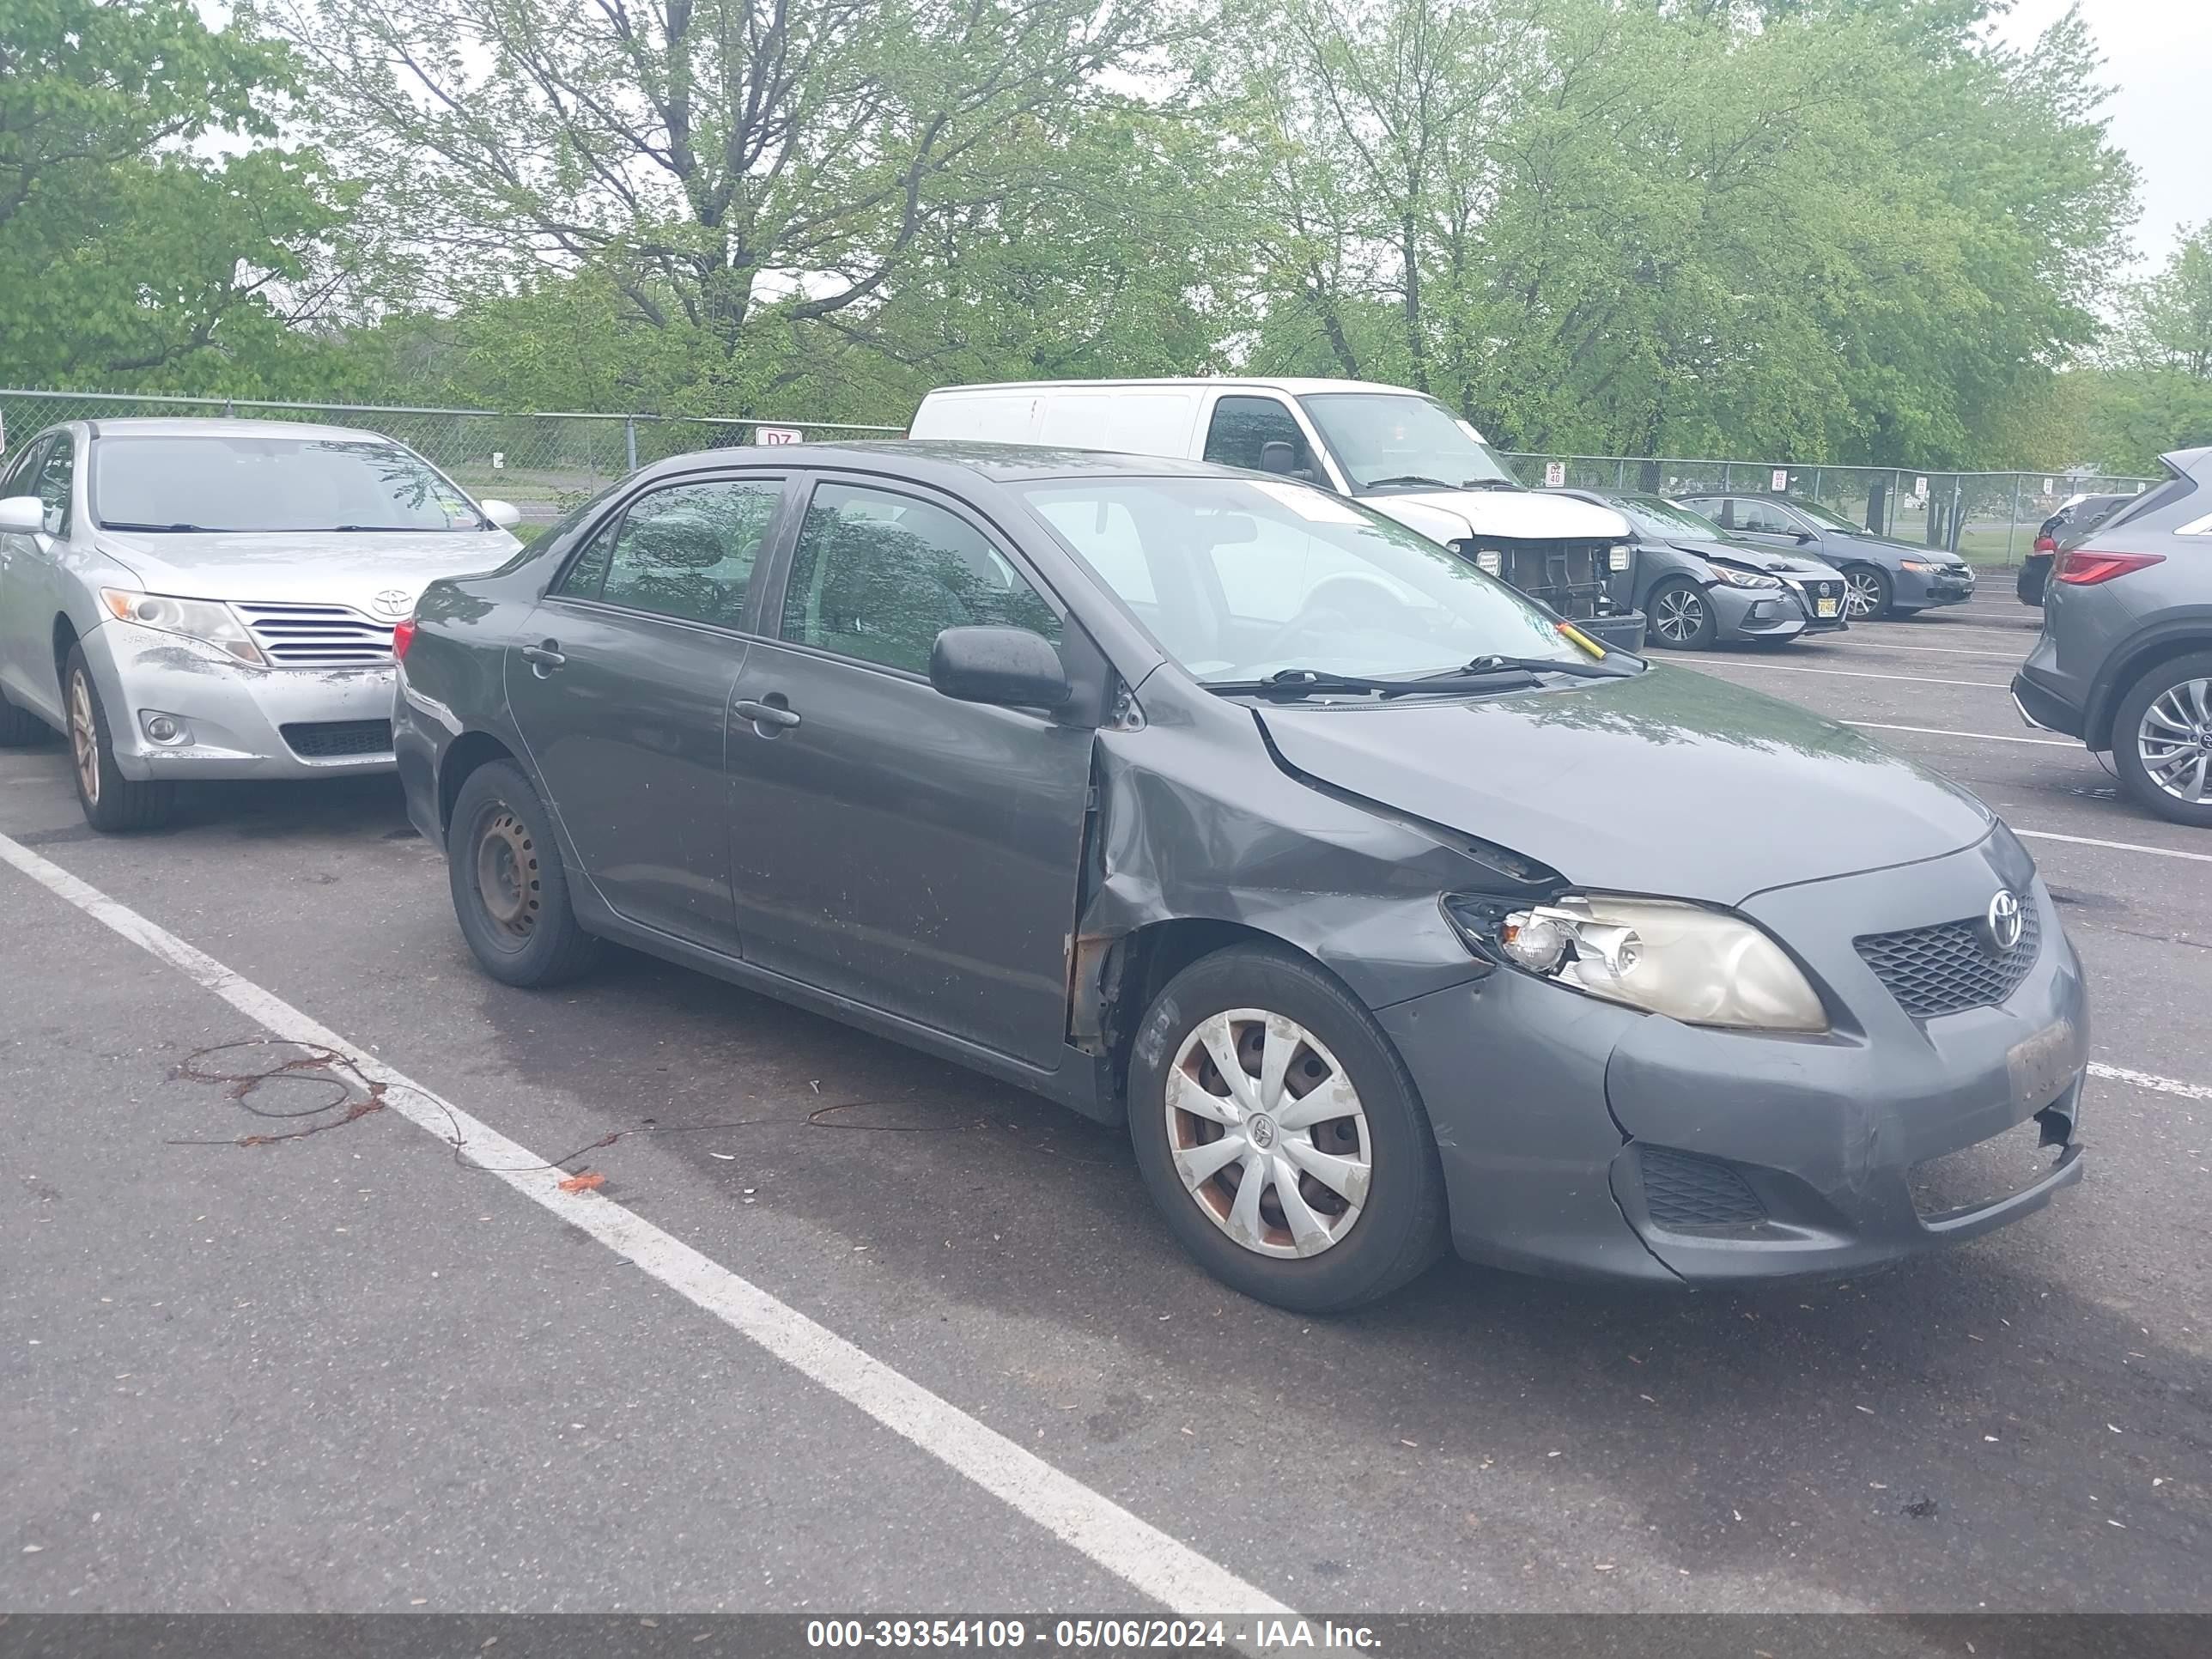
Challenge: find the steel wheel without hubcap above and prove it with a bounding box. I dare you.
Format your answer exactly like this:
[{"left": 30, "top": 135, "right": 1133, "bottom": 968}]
[
  {"left": 1653, "top": 586, "right": 1708, "bottom": 646},
  {"left": 1844, "top": 568, "right": 1886, "bottom": 620},
  {"left": 69, "top": 671, "right": 100, "bottom": 805},
  {"left": 474, "top": 808, "right": 542, "bottom": 943},
  {"left": 1164, "top": 1009, "right": 1371, "bottom": 1259},
  {"left": 2137, "top": 678, "right": 2212, "bottom": 805}
]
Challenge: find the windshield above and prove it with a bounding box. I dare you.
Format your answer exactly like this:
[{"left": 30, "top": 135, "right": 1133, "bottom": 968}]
[
  {"left": 1618, "top": 494, "right": 1729, "bottom": 538},
  {"left": 1297, "top": 393, "right": 1520, "bottom": 491},
  {"left": 91, "top": 435, "right": 489, "bottom": 533},
  {"left": 1019, "top": 475, "right": 1583, "bottom": 686}
]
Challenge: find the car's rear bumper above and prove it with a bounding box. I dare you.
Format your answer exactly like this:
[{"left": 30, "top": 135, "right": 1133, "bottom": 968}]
[
  {"left": 1378, "top": 838, "right": 2087, "bottom": 1285},
  {"left": 82, "top": 620, "right": 398, "bottom": 781},
  {"left": 2011, "top": 672, "right": 2084, "bottom": 738}
]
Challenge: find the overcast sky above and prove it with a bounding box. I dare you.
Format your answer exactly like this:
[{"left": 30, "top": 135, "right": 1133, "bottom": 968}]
[{"left": 1994, "top": 0, "right": 2211, "bottom": 270}]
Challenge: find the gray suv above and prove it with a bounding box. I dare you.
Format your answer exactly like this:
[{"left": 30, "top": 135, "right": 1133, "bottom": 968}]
[{"left": 2013, "top": 446, "right": 2212, "bottom": 827}]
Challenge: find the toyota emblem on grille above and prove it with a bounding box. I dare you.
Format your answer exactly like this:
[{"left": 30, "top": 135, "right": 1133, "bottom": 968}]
[
  {"left": 1985, "top": 890, "right": 2024, "bottom": 955},
  {"left": 370, "top": 588, "right": 413, "bottom": 618}
]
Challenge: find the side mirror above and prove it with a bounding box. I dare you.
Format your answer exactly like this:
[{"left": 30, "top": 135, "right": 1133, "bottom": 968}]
[
  {"left": 0, "top": 495, "right": 44, "bottom": 535},
  {"left": 1793, "top": 528, "right": 1818, "bottom": 544},
  {"left": 479, "top": 499, "right": 523, "bottom": 529},
  {"left": 1258, "top": 440, "right": 1297, "bottom": 476},
  {"left": 929, "top": 625, "right": 1070, "bottom": 711}
]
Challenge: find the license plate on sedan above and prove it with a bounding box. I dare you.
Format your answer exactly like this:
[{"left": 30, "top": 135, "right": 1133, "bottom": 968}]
[
  {"left": 2007, "top": 1017, "right": 2081, "bottom": 1114},
  {"left": 1816, "top": 598, "right": 1838, "bottom": 617}
]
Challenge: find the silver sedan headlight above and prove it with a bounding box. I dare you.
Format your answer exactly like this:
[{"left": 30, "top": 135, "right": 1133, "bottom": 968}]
[
  {"left": 100, "top": 589, "right": 265, "bottom": 665},
  {"left": 1480, "top": 894, "right": 1828, "bottom": 1032}
]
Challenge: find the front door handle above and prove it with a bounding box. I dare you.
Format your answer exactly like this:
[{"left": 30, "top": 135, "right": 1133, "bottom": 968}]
[
  {"left": 733, "top": 696, "right": 801, "bottom": 734},
  {"left": 520, "top": 641, "right": 566, "bottom": 676}
]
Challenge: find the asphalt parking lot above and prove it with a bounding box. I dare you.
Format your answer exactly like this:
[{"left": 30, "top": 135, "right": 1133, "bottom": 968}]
[{"left": 3, "top": 590, "right": 2207, "bottom": 1618}]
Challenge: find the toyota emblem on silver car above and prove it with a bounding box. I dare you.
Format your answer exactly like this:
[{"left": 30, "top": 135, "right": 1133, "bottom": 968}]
[
  {"left": 1985, "top": 890, "right": 2025, "bottom": 954},
  {"left": 371, "top": 588, "right": 413, "bottom": 618}
]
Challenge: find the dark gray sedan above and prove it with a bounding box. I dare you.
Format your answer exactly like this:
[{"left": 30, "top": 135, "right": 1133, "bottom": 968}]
[
  {"left": 1674, "top": 492, "right": 1977, "bottom": 620},
  {"left": 393, "top": 443, "right": 2087, "bottom": 1310},
  {"left": 1551, "top": 489, "right": 1849, "bottom": 647}
]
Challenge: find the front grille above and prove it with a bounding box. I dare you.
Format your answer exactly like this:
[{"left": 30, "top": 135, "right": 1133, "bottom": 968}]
[
  {"left": 1856, "top": 903, "right": 2041, "bottom": 1018},
  {"left": 280, "top": 720, "right": 392, "bottom": 759},
  {"left": 1639, "top": 1147, "right": 1768, "bottom": 1231},
  {"left": 1457, "top": 538, "right": 1618, "bottom": 619},
  {"left": 236, "top": 601, "right": 394, "bottom": 666}
]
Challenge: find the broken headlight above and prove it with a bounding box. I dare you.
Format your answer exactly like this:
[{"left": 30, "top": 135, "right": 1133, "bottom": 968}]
[
  {"left": 1450, "top": 893, "right": 1828, "bottom": 1032},
  {"left": 100, "top": 589, "right": 265, "bottom": 665}
]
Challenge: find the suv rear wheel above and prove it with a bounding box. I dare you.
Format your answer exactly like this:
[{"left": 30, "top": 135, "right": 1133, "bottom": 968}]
[{"left": 2113, "top": 652, "right": 2212, "bottom": 828}]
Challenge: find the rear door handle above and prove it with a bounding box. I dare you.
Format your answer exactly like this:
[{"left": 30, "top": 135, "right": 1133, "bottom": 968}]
[
  {"left": 520, "top": 641, "right": 566, "bottom": 675},
  {"left": 733, "top": 697, "right": 801, "bottom": 732}
]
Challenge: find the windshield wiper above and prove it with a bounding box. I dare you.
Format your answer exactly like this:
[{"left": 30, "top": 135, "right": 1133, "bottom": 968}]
[
  {"left": 1209, "top": 666, "right": 1540, "bottom": 700},
  {"left": 1449, "top": 652, "right": 1641, "bottom": 680},
  {"left": 99, "top": 521, "right": 228, "bottom": 532},
  {"left": 1458, "top": 477, "right": 1524, "bottom": 490},
  {"left": 322, "top": 525, "right": 428, "bottom": 532},
  {"left": 1361, "top": 474, "right": 1458, "bottom": 490}
]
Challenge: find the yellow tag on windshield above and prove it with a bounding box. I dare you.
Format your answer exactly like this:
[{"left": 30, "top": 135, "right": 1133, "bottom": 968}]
[{"left": 1556, "top": 621, "right": 1607, "bottom": 659}]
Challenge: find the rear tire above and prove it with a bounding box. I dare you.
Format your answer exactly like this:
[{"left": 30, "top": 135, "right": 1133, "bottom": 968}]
[
  {"left": 447, "top": 759, "right": 602, "bottom": 985},
  {"left": 64, "top": 647, "right": 176, "bottom": 832},
  {"left": 1842, "top": 564, "right": 1893, "bottom": 621},
  {"left": 1646, "top": 579, "right": 1719, "bottom": 650},
  {"left": 2112, "top": 653, "right": 2212, "bottom": 830},
  {"left": 1127, "top": 944, "right": 1447, "bottom": 1313}
]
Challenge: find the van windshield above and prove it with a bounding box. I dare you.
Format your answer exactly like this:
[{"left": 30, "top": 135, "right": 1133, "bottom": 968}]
[
  {"left": 1298, "top": 393, "right": 1522, "bottom": 492},
  {"left": 1020, "top": 474, "right": 1584, "bottom": 686}
]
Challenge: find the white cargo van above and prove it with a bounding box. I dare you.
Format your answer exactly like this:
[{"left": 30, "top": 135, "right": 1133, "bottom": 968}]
[{"left": 908, "top": 377, "right": 1643, "bottom": 645}]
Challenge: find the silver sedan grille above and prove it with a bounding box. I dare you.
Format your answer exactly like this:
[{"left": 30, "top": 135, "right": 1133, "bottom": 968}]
[{"left": 234, "top": 602, "right": 395, "bottom": 667}]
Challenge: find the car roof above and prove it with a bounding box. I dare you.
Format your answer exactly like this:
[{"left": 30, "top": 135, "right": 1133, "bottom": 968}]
[
  {"left": 83, "top": 416, "right": 398, "bottom": 443},
  {"left": 637, "top": 438, "right": 1265, "bottom": 487},
  {"left": 921, "top": 376, "right": 1419, "bottom": 399}
]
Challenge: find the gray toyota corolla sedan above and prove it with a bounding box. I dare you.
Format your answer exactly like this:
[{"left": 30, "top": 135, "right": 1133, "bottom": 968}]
[{"left": 395, "top": 443, "right": 2087, "bottom": 1312}]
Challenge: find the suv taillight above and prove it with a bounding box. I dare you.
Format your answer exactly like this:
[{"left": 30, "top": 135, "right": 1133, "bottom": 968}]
[
  {"left": 2054, "top": 548, "right": 2165, "bottom": 586},
  {"left": 2033, "top": 534, "right": 2057, "bottom": 555},
  {"left": 392, "top": 617, "right": 416, "bottom": 660}
]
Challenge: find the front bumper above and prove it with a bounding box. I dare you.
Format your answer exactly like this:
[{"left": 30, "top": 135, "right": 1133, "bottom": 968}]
[
  {"left": 1379, "top": 835, "right": 2087, "bottom": 1285},
  {"left": 81, "top": 618, "right": 398, "bottom": 781},
  {"left": 1709, "top": 586, "right": 1807, "bottom": 643},
  {"left": 1779, "top": 577, "right": 1849, "bottom": 634},
  {"left": 1896, "top": 564, "right": 1977, "bottom": 610}
]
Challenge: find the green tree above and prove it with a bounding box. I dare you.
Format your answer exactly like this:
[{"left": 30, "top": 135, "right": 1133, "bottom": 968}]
[{"left": 0, "top": 1, "right": 356, "bottom": 390}]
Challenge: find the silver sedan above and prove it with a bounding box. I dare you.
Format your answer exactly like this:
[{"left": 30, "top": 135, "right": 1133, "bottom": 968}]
[{"left": 0, "top": 417, "right": 525, "bottom": 830}]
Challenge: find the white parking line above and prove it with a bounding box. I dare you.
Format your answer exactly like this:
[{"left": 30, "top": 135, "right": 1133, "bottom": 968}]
[
  {"left": 1844, "top": 721, "right": 2073, "bottom": 748},
  {"left": 2015, "top": 829, "right": 2212, "bottom": 865},
  {"left": 1824, "top": 639, "right": 2025, "bottom": 660},
  {"left": 2088, "top": 1062, "right": 2212, "bottom": 1103},
  {"left": 1690, "top": 661, "right": 2007, "bottom": 689},
  {"left": 0, "top": 830, "right": 1291, "bottom": 1621}
]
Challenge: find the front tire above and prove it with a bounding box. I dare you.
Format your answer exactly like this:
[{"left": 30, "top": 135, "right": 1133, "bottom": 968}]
[
  {"left": 64, "top": 647, "right": 175, "bottom": 832},
  {"left": 1127, "top": 945, "right": 1446, "bottom": 1312},
  {"left": 447, "top": 759, "right": 602, "bottom": 985},
  {"left": 2112, "top": 653, "right": 2212, "bottom": 829},
  {"left": 1647, "top": 579, "right": 1719, "bottom": 650},
  {"left": 1842, "top": 564, "right": 1893, "bottom": 621}
]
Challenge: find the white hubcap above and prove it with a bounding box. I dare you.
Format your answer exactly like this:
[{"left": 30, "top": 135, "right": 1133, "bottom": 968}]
[{"left": 1164, "top": 1009, "right": 1370, "bottom": 1259}]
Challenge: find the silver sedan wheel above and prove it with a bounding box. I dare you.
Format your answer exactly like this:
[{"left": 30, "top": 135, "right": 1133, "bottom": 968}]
[
  {"left": 1844, "top": 569, "right": 1885, "bottom": 619},
  {"left": 2137, "top": 678, "right": 2212, "bottom": 804},
  {"left": 1653, "top": 586, "right": 1708, "bottom": 645},
  {"left": 1164, "top": 1009, "right": 1371, "bottom": 1259},
  {"left": 68, "top": 670, "right": 100, "bottom": 805}
]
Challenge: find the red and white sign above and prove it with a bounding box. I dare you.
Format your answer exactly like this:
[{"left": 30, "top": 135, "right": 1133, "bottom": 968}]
[
  {"left": 1771, "top": 468, "right": 1790, "bottom": 491},
  {"left": 1543, "top": 461, "right": 1565, "bottom": 488},
  {"left": 754, "top": 426, "right": 804, "bottom": 446}
]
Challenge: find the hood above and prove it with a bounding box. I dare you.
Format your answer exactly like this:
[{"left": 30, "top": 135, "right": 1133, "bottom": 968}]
[
  {"left": 1255, "top": 665, "right": 1992, "bottom": 905},
  {"left": 1667, "top": 538, "right": 1841, "bottom": 578},
  {"left": 93, "top": 527, "right": 522, "bottom": 611},
  {"left": 1364, "top": 489, "right": 1630, "bottom": 544}
]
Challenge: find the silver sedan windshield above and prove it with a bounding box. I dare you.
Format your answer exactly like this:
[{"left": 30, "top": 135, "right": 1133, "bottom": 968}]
[{"left": 1019, "top": 476, "right": 1582, "bottom": 684}]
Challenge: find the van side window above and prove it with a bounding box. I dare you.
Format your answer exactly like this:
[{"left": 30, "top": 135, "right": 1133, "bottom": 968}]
[{"left": 1202, "top": 397, "right": 1316, "bottom": 478}]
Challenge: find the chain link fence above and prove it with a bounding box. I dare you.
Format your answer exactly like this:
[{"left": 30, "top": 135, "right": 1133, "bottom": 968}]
[
  {"left": 2, "top": 389, "right": 2155, "bottom": 562},
  {"left": 1501, "top": 453, "right": 2159, "bottom": 566},
  {"left": 0, "top": 390, "right": 902, "bottom": 538}
]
